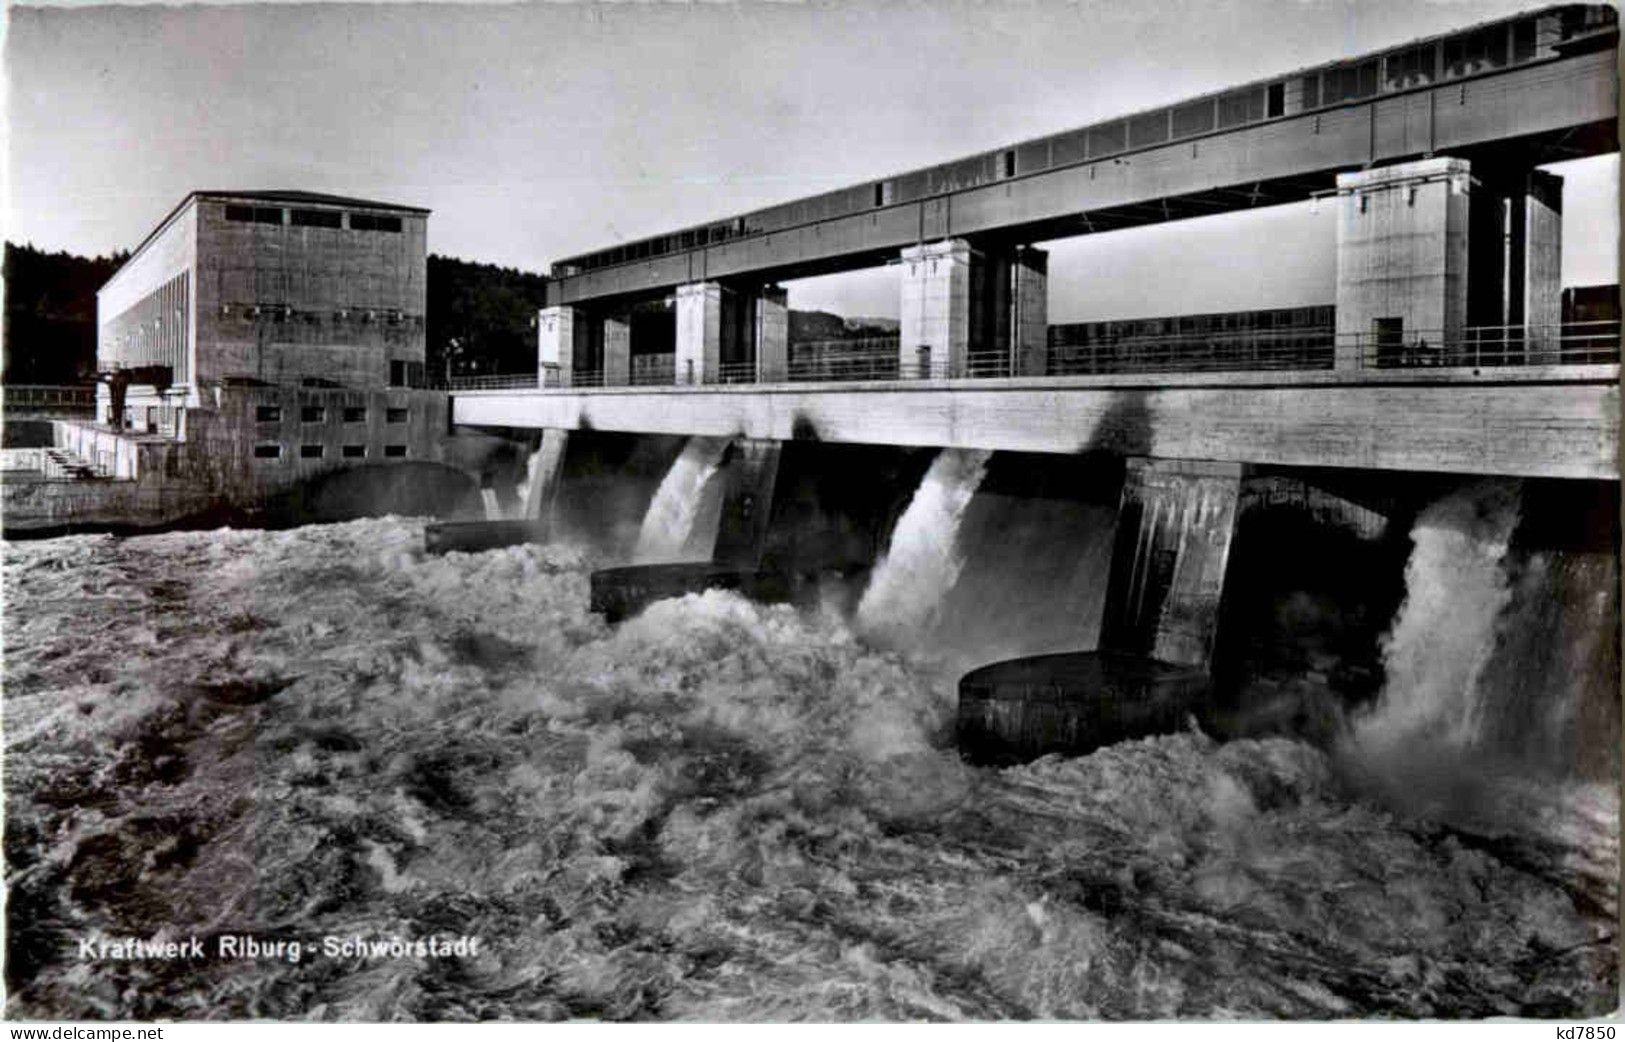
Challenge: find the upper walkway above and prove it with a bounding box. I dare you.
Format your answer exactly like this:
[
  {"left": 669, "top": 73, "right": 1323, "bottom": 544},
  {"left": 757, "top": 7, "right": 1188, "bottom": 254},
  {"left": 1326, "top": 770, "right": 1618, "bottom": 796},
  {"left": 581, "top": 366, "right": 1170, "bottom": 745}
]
[{"left": 545, "top": 7, "right": 1618, "bottom": 306}]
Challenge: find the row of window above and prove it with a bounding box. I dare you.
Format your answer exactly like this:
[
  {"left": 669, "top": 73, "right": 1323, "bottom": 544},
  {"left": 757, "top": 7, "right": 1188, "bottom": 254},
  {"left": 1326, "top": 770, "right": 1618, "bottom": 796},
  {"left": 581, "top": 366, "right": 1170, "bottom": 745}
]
[
  {"left": 217, "top": 303, "right": 420, "bottom": 327},
  {"left": 553, "top": 7, "right": 1612, "bottom": 277},
  {"left": 255, "top": 405, "right": 410, "bottom": 423},
  {"left": 223, "top": 205, "right": 404, "bottom": 233},
  {"left": 254, "top": 443, "right": 408, "bottom": 460}
]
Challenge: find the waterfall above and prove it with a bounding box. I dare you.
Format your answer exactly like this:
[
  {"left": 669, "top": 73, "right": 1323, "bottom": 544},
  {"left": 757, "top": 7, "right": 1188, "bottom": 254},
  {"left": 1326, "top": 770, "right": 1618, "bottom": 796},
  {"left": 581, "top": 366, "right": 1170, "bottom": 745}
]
[
  {"left": 1352, "top": 480, "right": 1524, "bottom": 758},
  {"left": 634, "top": 436, "right": 731, "bottom": 564},
  {"left": 856, "top": 447, "right": 992, "bottom": 648},
  {"left": 480, "top": 488, "right": 503, "bottom": 521}
]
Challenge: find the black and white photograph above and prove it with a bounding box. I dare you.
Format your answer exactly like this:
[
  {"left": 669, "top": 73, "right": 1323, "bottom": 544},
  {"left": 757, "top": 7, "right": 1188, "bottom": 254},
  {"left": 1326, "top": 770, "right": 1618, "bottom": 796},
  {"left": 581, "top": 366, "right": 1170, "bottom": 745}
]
[{"left": 1, "top": 0, "right": 1619, "bottom": 1025}]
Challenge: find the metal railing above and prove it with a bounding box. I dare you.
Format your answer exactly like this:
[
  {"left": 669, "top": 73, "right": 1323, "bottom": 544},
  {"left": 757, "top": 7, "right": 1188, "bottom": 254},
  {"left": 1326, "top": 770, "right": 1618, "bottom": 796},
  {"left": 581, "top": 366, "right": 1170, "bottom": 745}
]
[
  {"left": 1346, "top": 321, "right": 1620, "bottom": 369},
  {"left": 3, "top": 384, "right": 96, "bottom": 408},
  {"left": 447, "top": 372, "right": 542, "bottom": 391},
  {"left": 444, "top": 322, "right": 1618, "bottom": 393}
]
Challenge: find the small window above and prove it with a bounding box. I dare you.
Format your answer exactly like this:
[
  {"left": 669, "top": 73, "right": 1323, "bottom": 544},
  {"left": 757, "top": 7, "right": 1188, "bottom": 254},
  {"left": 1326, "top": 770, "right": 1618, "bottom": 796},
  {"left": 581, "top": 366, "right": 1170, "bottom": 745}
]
[
  {"left": 342, "top": 445, "right": 366, "bottom": 459},
  {"left": 349, "top": 213, "right": 402, "bottom": 233},
  {"left": 291, "top": 208, "right": 343, "bottom": 229},
  {"left": 300, "top": 444, "right": 324, "bottom": 459},
  {"left": 256, "top": 405, "right": 281, "bottom": 422},
  {"left": 343, "top": 406, "right": 367, "bottom": 423},
  {"left": 1267, "top": 83, "right": 1285, "bottom": 118},
  {"left": 1128, "top": 111, "right": 1169, "bottom": 148},
  {"left": 225, "top": 205, "right": 254, "bottom": 222},
  {"left": 301, "top": 405, "right": 325, "bottom": 422},
  {"left": 253, "top": 444, "right": 282, "bottom": 459},
  {"left": 1002, "top": 150, "right": 1016, "bottom": 178},
  {"left": 873, "top": 183, "right": 885, "bottom": 207},
  {"left": 1300, "top": 75, "right": 1321, "bottom": 110},
  {"left": 386, "top": 407, "right": 409, "bottom": 424},
  {"left": 227, "top": 206, "right": 284, "bottom": 225},
  {"left": 384, "top": 445, "right": 407, "bottom": 458}
]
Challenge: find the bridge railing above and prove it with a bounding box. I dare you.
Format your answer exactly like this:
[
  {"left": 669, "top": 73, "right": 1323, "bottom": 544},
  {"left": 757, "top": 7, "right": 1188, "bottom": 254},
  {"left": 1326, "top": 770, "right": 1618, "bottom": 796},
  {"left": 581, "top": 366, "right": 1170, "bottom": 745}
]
[
  {"left": 448, "top": 322, "right": 1619, "bottom": 393},
  {"left": 3, "top": 384, "right": 96, "bottom": 408},
  {"left": 1346, "top": 321, "right": 1621, "bottom": 369}
]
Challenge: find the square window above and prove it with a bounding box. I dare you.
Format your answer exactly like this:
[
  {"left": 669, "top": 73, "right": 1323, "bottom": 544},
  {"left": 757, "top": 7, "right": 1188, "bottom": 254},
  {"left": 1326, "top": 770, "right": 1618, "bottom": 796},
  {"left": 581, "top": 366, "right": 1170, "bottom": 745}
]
[
  {"left": 253, "top": 444, "right": 282, "bottom": 459},
  {"left": 343, "top": 407, "right": 367, "bottom": 423},
  {"left": 300, "top": 445, "right": 324, "bottom": 459},
  {"left": 342, "top": 445, "right": 366, "bottom": 459},
  {"left": 301, "top": 406, "right": 325, "bottom": 422},
  {"left": 386, "top": 408, "right": 408, "bottom": 424},
  {"left": 256, "top": 405, "right": 282, "bottom": 422},
  {"left": 384, "top": 445, "right": 407, "bottom": 458}
]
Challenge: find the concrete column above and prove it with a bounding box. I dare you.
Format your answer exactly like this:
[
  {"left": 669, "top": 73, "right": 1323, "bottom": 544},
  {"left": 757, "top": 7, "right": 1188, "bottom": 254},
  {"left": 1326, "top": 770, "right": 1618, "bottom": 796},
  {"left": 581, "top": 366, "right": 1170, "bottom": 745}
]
[
  {"left": 1334, "top": 157, "right": 1472, "bottom": 369},
  {"left": 1521, "top": 171, "right": 1564, "bottom": 363},
  {"left": 900, "top": 239, "right": 972, "bottom": 378},
  {"left": 536, "top": 306, "right": 583, "bottom": 388},
  {"left": 756, "top": 286, "right": 789, "bottom": 383},
  {"left": 1011, "top": 247, "right": 1049, "bottom": 376},
  {"left": 1099, "top": 458, "right": 1243, "bottom": 670},
  {"left": 675, "top": 282, "right": 726, "bottom": 385},
  {"left": 523, "top": 428, "right": 570, "bottom": 532},
  {"left": 601, "top": 314, "right": 631, "bottom": 388},
  {"left": 712, "top": 438, "right": 782, "bottom": 568}
]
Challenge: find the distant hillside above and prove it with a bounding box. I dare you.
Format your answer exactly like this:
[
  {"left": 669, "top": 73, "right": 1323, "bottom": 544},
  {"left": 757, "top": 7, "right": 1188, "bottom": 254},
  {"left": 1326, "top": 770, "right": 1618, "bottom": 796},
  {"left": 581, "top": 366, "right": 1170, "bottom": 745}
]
[
  {"left": 426, "top": 255, "right": 549, "bottom": 380},
  {"left": 3, "top": 243, "right": 128, "bottom": 384},
  {"left": 789, "top": 310, "right": 899, "bottom": 342}
]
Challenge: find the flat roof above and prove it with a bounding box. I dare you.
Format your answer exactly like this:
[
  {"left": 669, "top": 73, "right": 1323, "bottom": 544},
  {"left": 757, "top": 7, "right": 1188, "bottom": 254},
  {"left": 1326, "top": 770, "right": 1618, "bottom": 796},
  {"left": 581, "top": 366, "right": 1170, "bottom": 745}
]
[{"left": 104, "top": 189, "right": 431, "bottom": 297}]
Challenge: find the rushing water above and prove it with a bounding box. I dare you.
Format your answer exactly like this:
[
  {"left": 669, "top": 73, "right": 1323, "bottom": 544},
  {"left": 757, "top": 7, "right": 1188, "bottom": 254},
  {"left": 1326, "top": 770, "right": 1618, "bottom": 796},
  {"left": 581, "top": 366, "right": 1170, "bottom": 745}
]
[
  {"left": 634, "top": 437, "right": 731, "bottom": 565},
  {"left": 857, "top": 449, "right": 992, "bottom": 650},
  {"left": 480, "top": 489, "right": 503, "bottom": 522},
  {"left": 2, "top": 476, "right": 1617, "bottom": 1019}
]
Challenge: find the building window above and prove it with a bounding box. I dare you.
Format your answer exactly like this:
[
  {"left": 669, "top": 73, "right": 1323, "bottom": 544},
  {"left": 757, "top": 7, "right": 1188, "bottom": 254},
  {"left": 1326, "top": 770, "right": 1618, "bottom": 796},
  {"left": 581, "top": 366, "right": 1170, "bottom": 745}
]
[
  {"left": 343, "top": 406, "right": 367, "bottom": 423},
  {"left": 256, "top": 405, "right": 282, "bottom": 422},
  {"left": 1002, "top": 150, "right": 1016, "bottom": 178},
  {"left": 300, "top": 444, "right": 324, "bottom": 459},
  {"left": 226, "top": 205, "right": 284, "bottom": 225},
  {"left": 342, "top": 445, "right": 367, "bottom": 459},
  {"left": 350, "top": 213, "right": 403, "bottom": 233},
  {"left": 386, "top": 407, "right": 409, "bottom": 423},
  {"left": 254, "top": 444, "right": 283, "bottom": 459},
  {"left": 1267, "top": 83, "right": 1285, "bottom": 118},
  {"left": 301, "top": 405, "right": 325, "bottom": 422},
  {"left": 384, "top": 445, "right": 407, "bottom": 458},
  {"left": 291, "top": 208, "right": 343, "bottom": 229}
]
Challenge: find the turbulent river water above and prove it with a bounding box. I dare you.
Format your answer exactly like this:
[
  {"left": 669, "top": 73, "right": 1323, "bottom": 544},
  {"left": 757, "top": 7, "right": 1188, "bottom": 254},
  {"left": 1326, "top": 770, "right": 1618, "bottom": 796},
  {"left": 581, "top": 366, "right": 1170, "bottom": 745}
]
[{"left": 2, "top": 492, "right": 1617, "bottom": 1019}]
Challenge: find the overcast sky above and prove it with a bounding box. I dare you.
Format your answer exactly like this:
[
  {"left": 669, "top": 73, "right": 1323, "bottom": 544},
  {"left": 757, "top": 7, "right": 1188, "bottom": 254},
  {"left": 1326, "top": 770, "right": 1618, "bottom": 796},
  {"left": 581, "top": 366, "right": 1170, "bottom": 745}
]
[{"left": 5, "top": 0, "right": 1617, "bottom": 320}]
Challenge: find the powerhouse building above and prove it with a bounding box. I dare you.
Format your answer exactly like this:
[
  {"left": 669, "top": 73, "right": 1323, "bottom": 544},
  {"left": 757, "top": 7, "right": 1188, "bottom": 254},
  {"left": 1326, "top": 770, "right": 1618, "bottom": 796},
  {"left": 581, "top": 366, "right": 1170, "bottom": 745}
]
[{"left": 70, "top": 191, "right": 446, "bottom": 491}]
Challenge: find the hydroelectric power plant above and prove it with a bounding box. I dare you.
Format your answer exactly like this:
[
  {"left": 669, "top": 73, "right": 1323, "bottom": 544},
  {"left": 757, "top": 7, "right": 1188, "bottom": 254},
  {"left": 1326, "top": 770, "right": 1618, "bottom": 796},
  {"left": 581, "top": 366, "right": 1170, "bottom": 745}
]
[{"left": 4, "top": 2, "right": 1621, "bottom": 1023}]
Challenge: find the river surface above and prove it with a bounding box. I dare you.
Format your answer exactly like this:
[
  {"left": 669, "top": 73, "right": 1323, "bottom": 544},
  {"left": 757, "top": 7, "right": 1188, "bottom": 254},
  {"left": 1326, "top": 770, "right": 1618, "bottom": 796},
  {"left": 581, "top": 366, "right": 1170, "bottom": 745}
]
[{"left": 3, "top": 514, "right": 1617, "bottom": 1020}]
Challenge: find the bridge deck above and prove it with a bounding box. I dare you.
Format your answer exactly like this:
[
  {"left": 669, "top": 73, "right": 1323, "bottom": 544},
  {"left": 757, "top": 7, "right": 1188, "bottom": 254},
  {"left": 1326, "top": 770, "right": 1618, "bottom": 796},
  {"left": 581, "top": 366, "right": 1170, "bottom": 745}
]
[{"left": 451, "top": 363, "right": 1620, "bottom": 481}]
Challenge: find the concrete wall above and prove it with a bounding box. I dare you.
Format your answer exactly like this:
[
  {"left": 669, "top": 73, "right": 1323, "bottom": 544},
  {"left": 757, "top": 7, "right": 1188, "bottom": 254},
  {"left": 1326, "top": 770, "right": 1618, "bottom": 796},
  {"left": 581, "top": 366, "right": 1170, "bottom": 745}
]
[
  {"left": 1335, "top": 158, "right": 1471, "bottom": 363},
  {"left": 50, "top": 387, "right": 448, "bottom": 505},
  {"left": 900, "top": 240, "right": 972, "bottom": 378},
  {"left": 452, "top": 364, "right": 1620, "bottom": 480},
  {"left": 191, "top": 198, "right": 427, "bottom": 392},
  {"left": 1100, "top": 458, "right": 1243, "bottom": 669}
]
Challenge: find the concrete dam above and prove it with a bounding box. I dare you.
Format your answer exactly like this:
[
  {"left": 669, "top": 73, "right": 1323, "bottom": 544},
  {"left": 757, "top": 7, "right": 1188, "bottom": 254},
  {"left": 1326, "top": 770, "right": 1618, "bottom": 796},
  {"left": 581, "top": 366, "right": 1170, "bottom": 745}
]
[{"left": 446, "top": 5, "right": 1621, "bottom": 764}]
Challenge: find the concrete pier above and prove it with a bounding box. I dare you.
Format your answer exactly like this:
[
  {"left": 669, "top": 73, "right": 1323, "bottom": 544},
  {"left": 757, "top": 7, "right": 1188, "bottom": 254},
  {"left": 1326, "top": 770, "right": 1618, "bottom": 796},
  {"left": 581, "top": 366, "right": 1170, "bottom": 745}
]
[
  {"left": 1099, "top": 458, "right": 1243, "bottom": 670},
  {"left": 523, "top": 428, "right": 570, "bottom": 529},
  {"left": 712, "top": 438, "right": 782, "bottom": 568}
]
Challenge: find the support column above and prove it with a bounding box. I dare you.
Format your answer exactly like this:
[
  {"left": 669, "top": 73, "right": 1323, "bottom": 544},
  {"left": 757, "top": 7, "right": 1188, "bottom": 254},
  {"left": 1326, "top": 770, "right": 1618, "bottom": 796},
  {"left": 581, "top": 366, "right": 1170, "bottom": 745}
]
[
  {"left": 601, "top": 314, "right": 631, "bottom": 388},
  {"left": 537, "top": 306, "right": 586, "bottom": 388},
  {"left": 1334, "top": 157, "right": 1472, "bottom": 369},
  {"left": 1099, "top": 458, "right": 1243, "bottom": 670},
  {"left": 756, "top": 286, "right": 789, "bottom": 383},
  {"left": 1520, "top": 171, "right": 1564, "bottom": 363},
  {"left": 523, "top": 428, "right": 570, "bottom": 532},
  {"left": 676, "top": 282, "right": 717, "bottom": 384},
  {"left": 712, "top": 438, "right": 782, "bottom": 568},
  {"left": 1010, "top": 246, "right": 1049, "bottom": 376},
  {"left": 900, "top": 239, "right": 972, "bottom": 378}
]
